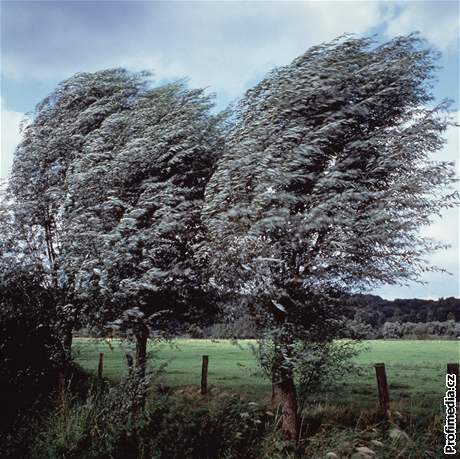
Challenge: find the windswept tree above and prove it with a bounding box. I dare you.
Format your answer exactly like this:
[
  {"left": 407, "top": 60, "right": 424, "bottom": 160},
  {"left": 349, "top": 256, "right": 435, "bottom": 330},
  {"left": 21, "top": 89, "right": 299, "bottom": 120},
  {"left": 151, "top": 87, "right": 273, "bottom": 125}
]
[
  {"left": 203, "top": 35, "right": 458, "bottom": 439},
  {"left": 9, "top": 69, "right": 147, "bottom": 356},
  {"left": 9, "top": 68, "right": 225, "bottom": 380},
  {"left": 65, "top": 81, "right": 226, "bottom": 377}
]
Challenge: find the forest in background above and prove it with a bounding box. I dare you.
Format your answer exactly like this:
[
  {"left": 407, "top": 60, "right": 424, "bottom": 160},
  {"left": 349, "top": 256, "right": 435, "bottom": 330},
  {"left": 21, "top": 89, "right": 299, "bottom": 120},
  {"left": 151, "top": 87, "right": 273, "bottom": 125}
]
[{"left": 195, "top": 295, "right": 460, "bottom": 340}]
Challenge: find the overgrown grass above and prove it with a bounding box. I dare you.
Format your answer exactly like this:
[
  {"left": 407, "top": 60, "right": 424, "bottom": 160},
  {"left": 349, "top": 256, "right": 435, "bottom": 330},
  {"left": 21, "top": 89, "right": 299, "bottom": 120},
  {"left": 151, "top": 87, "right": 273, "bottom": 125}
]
[
  {"left": 31, "top": 379, "right": 450, "bottom": 459},
  {"left": 20, "top": 339, "right": 458, "bottom": 458},
  {"left": 31, "top": 376, "right": 270, "bottom": 459},
  {"left": 74, "top": 339, "right": 458, "bottom": 413}
]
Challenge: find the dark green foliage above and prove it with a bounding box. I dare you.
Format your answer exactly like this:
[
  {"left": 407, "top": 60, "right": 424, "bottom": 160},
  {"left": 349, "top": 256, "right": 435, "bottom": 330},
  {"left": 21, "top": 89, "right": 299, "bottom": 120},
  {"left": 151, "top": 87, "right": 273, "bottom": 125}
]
[
  {"left": 145, "top": 396, "right": 267, "bottom": 459},
  {"left": 32, "top": 381, "right": 269, "bottom": 459},
  {"left": 255, "top": 339, "right": 363, "bottom": 401},
  {"left": 380, "top": 320, "right": 459, "bottom": 339},
  {"left": 299, "top": 408, "right": 447, "bottom": 459},
  {"left": 0, "top": 275, "right": 61, "bottom": 413},
  {"left": 0, "top": 271, "right": 67, "bottom": 457},
  {"left": 204, "top": 313, "right": 258, "bottom": 339},
  {"left": 203, "top": 294, "right": 460, "bottom": 339},
  {"left": 30, "top": 382, "right": 449, "bottom": 459},
  {"left": 352, "top": 294, "right": 460, "bottom": 324},
  {"left": 342, "top": 295, "right": 460, "bottom": 338}
]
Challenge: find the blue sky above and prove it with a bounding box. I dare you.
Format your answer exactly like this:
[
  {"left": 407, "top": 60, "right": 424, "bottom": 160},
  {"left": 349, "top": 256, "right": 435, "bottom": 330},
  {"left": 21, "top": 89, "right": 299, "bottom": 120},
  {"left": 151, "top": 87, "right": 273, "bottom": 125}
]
[{"left": 1, "top": 0, "right": 459, "bottom": 299}]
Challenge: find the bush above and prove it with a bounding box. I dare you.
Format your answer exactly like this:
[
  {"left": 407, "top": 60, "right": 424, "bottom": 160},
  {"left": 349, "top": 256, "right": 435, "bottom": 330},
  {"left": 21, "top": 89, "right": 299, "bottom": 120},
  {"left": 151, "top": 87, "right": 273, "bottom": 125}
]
[
  {"left": 381, "top": 321, "right": 403, "bottom": 339},
  {"left": 294, "top": 341, "right": 363, "bottom": 404},
  {"left": 400, "top": 320, "right": 460, "bottom": 339},
  {"left": 32, "top": 373, "right": 269, "bottom": 459},
  {"left": 0, "top": 271, "right": 69, "bottom": 457},
  {"left": 28, "top": 368, "right": 448, "bottom": 459},
  {"left": 256, "top": 339, "right": 363, "bottom": 404},
  {"left": 32, "top": 372, "right": 149, "bottom": 459},
  {"left": 204, "top": 313, "right": 258, "bottom": 339}
]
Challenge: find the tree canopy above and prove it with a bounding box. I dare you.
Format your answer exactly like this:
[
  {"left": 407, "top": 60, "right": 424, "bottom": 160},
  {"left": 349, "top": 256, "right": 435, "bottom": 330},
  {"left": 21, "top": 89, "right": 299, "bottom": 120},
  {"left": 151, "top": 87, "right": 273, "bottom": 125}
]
[
  {"left": 203, "top": 34, "right": 458, "bottom": 439},
  {"left": 204, "top": 34, "right": 457, "bottom": 333},
  {"left": 66, "top": 81, "right": 226, "bottom": 339}
]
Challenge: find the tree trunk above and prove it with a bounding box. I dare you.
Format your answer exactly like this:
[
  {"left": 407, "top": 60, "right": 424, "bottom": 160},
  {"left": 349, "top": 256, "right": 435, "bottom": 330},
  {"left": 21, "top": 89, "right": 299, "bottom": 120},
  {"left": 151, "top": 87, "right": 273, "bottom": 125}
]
[
  {"left": 135, "top": 325, "right": 148, "bottom": 379},
  {"left": 62, "top": 324, "right": 73, "bottom": 360},
  {"left": 134, "top": 325, "right": 149, "bottom": 411},
  {"left": 272, "top": 373, "right": 299, "bottom": 441},
  {"left": 60, "top": 323, "right": 73, "bottom": 382},
  {"left": 271, "top": 345, "right": 299, "bottom": 442}
]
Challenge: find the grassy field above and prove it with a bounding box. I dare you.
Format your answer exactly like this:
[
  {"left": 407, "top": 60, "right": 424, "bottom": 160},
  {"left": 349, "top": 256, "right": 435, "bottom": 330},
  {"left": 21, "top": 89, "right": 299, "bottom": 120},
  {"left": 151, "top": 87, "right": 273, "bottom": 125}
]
[{"left": 74, "top": 338, "right": 459, "bottom": 412}]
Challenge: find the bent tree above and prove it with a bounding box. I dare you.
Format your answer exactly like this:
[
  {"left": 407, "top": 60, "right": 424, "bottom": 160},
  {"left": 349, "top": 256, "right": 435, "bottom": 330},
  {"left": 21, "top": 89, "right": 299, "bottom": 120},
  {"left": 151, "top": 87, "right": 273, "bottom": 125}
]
[
  {"left": 66, "top": 80, "right": 225, "bottom": 380},
  {"left": 9, "top": 69, "right": 147, "bottom": 359},
  {"left": 203, "top": 35, "right": 458, "bottom": 440},
  {"left": 9, "top": 69, "right": 224, "bottom": 385}
]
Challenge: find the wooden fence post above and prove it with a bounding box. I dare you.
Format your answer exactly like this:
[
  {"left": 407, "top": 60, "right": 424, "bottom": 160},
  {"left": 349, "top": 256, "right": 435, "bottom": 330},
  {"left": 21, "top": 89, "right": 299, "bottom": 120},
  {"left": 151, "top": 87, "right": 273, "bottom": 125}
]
[
  {"left": 201, "top": 355, "right": 209, "bottom": 395},
  {"left": 447, "top": 363, "right": 459, "bottom": 407},
  {"left": 98, "top": 352, "right": 104, "bottom": 379},
  {"left": 374, "top": 363, "right": 390, "bottom": 414}
]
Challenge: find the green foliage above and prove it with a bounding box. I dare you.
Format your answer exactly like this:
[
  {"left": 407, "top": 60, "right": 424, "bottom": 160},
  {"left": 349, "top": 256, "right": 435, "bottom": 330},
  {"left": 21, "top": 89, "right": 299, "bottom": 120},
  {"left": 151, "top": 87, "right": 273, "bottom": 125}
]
[
  {"left": 353, "top": 295, "right": 460, "bottom": 324},
  {"left": 300, "top": 410, "right": 447, "bottom": 459},
  {"left": 145, "top": 396, "right": 267, "bottom": 459},
  {"left": 32, "top": 372, "right": 149, "bottom": 459},
  {"left": 381, "top": 320, "right": 459, "bottom": 339},
  {"left": 295, "top": 341, "right": 363, "bottom": 402},
  {"left": 255, "top": 339, "right": 363, "bottom": 401},
  {"left": 343, "top": 295, "right": 460, "bottom": 338},
  {"left": 204, "top": 313, "right": 258, "bottom": 339},
  {"left": 0, "top": 270, "right": 67, "bottom": 457},
  {"left": 32, "top": 381, "right": 269, "bottom": 459},
  {"left": 30, "top": 383, "right": 448, "bottom": 459}
]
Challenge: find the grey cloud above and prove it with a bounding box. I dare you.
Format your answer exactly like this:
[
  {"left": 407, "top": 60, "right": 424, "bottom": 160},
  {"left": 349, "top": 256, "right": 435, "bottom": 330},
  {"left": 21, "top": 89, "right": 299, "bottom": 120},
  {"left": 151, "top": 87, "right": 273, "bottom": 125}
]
[{"left": 1, "top": 1, "right": 381, "bottom": 95}]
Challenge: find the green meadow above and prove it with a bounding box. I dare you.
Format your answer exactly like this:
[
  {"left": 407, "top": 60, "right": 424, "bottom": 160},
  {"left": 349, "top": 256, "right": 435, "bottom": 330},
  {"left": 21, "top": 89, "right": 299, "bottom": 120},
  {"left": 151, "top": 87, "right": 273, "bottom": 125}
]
[{"left": 74, "top": 339, "right": 459, "bottom": 412}]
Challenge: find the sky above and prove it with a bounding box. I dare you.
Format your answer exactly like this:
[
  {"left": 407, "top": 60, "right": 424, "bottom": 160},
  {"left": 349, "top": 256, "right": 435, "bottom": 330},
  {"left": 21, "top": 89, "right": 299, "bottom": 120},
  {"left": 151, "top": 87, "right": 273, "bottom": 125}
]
[{"left": 0, "top": 0, "right": 459, "bottom": 299}]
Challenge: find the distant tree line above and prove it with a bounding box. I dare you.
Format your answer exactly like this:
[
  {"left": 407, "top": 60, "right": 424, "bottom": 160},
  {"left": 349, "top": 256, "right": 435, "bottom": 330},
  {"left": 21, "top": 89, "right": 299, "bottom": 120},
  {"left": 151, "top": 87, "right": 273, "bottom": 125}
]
[
  {"left": 344, "top": 295, "right": 459, "bottom": 339},
  {"left": 350, "top": 294, "right": 459, "bottom": 323},
  {"left": 199, "top": 295, "right": 459, "bottom": 340}
]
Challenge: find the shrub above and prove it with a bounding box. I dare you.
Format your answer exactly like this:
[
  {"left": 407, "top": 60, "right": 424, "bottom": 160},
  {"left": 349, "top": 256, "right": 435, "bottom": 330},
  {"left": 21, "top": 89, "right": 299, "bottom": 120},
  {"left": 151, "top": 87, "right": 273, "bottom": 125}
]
[
  {"left": 32, "top": 374, "right": 269, "bottom": 459},
  {"left": 256, "top": 339, "right": 363, "bottom": 404},
  {"left": 381, "top": 321, "right": 403, "bottom": 339},
  {"left": 204, "top": 313, "right": 258, "bottom": 339},
  {"left": 0, "top": 271, "right": 69, "bottom": 457}
]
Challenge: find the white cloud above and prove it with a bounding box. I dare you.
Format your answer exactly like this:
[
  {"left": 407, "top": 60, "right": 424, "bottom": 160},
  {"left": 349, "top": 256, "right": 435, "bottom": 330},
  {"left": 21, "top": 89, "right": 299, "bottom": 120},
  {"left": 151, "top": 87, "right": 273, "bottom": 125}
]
[
  {"left": 376, "top": 114, "right": 460, "bottom": 299},
  {"left": 145, "top": 1, "right": 382, "bottom": 96},
  {"left": 0, "top": 99, "right": 24, "bottom": 178},
  {"left": 383, "top": 1, "right": 460, "bottom": 51},
  {"left": 421, "top": 112, "right": 459, "bottom": 272}
]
